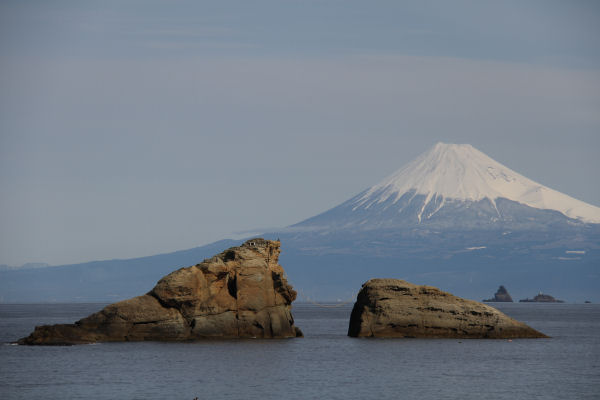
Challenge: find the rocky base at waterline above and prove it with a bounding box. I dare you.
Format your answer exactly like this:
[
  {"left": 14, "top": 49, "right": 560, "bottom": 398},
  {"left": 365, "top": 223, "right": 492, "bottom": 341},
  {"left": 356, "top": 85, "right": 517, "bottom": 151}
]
[
  {"left": 19, "top": 239, "right": 302, "bottom": 345},
  {"left": 348, "top": 279, "right": 547, "bottom": 338}
]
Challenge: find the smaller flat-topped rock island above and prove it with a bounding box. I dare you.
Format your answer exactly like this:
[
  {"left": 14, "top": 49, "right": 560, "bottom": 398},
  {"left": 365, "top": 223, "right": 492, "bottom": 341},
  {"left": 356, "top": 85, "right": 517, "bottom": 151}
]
[
  {"left": 19, "top": 239, "right": 302, "bottom": 345},
  {"left": 348, "top": 279, "right": 547, "bottom": 338},
  {"left": 519, "top": 292, "right": 564, "bottom": 303}
]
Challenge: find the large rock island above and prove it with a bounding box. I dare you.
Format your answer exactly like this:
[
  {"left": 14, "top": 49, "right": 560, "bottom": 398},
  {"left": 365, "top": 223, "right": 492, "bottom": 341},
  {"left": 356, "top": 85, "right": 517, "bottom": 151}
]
[
  {"left": 348, "top": 279, "right": 547, "bottom": 338},
  {"left": 483, "top": 285, "right": 514, "bottom": 302},
  {"left": 19, "top": 239, "right": 302, "bottom": 345}
]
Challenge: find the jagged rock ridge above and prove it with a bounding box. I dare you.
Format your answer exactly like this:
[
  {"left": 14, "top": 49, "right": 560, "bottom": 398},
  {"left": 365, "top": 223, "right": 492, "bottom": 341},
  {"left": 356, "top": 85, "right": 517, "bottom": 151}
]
[
  {"left": 348, "top": 279, "right": 547, "bottom": 338},
  {"left": 19, "top": 239, "right": 302, "bottom": 345}
]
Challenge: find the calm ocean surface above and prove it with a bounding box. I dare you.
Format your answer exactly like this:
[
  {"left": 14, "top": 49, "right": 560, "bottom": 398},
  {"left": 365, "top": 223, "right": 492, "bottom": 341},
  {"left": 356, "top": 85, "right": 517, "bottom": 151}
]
[{"left": 1, "top": 303, "right": 599, "bottom": 400}]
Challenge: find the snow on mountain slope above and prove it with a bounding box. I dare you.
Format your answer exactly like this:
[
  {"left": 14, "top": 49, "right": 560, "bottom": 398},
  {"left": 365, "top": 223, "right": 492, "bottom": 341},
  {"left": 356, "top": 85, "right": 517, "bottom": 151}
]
[{"left": 353, "top": 143, "right": 600, "bottom": 223}]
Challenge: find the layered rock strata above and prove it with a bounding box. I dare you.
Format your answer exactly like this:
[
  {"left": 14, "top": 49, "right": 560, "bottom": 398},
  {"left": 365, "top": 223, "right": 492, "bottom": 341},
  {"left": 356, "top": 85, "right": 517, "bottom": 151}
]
[
  {"left": 20, "top": 239, "right": 302, "bottom": 345},
  {"left": 348, "top": 279, "right": 547, "bottom": 338}
]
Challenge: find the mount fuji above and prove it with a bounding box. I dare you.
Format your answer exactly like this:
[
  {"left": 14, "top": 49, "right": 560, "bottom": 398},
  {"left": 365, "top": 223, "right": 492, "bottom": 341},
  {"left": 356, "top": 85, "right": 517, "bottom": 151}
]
[
  {"left": 267, "top": 143, "right": 600, "bottom": 301},
  {"left": 1, "top": 143, "right": 599, "bottom": 302},
  {"left": 294, "top": 142, "right": 600, "bottom": 230}
]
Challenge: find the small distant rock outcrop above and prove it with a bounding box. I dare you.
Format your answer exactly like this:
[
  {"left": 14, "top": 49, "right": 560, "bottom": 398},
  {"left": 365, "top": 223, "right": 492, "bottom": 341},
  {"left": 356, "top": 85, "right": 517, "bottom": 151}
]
[
  {"left": 483, "top": 285, "right": 513, "bottom": 302},
  {"left": 519, "top": 292, "right": 564, "bottom": 303},
  {"left": 19, "top": 239, "right": 302, "bottom": 345},
  {"left": 348, "top": 279, "right": 547, "bottom": 338}
]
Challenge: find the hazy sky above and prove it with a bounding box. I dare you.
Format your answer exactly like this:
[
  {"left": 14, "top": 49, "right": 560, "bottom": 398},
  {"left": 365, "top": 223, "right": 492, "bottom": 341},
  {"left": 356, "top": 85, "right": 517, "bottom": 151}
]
[{"left": 1, "top": 0, "right": 599, "bottom": 266}]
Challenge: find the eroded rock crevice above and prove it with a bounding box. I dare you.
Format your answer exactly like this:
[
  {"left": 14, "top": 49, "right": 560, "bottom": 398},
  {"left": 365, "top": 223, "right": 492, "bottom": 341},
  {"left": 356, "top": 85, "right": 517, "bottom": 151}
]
[{"left": 227, "top": 273, "right": 238, "bottom": 299}]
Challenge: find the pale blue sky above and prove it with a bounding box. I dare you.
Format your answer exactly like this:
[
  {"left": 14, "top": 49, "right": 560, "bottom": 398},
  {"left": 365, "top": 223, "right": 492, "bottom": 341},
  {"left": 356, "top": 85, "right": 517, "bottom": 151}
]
[{"left": 1, "top": 1, "right": 599, "bottom": 265}]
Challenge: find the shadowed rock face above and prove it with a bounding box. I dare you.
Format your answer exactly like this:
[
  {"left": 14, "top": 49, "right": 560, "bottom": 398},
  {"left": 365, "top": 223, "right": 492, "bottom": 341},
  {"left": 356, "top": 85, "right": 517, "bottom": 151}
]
[
  {"left": 19, "top": 239, "right": 302, "bottom": 345},
  {"left": 348, "top": 279, "right": 547, "bottom": 339}
]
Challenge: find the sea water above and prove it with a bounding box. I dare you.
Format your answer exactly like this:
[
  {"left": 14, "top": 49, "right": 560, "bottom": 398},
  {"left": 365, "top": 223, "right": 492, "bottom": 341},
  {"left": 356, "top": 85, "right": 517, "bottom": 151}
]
[{"left": 1, "top": 303, "right": 599, "bottom": 400}]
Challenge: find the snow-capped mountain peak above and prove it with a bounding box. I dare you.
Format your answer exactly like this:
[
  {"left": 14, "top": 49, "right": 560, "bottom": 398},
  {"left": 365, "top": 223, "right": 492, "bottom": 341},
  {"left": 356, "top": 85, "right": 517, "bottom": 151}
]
[{"left": 353, "top": 142, "right": 600, "bottom": 223}]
